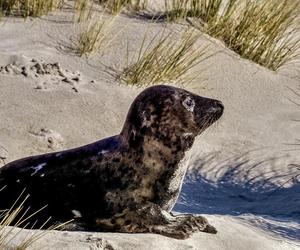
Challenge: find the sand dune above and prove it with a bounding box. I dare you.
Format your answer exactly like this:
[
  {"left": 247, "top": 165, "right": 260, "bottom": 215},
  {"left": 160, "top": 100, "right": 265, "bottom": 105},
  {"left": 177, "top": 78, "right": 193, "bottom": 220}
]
[{"left": 0, "top": 1, "right": 299, "bottom": 249}]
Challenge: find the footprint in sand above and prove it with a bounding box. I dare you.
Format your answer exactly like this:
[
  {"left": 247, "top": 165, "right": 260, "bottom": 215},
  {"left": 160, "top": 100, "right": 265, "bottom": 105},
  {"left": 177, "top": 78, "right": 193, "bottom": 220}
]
[
  {"left": 0, "top": 55, "right": 87, "bottom": 92},
  {"left": 80, "top": 236, "right": 115, "bottom": 250},
  {"left": 29, "top": 128, "right": 64, "bottom": 150}
]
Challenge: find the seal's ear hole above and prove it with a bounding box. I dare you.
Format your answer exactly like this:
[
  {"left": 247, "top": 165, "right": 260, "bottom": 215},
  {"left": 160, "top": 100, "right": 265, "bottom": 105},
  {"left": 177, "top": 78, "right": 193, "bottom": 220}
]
[
  {"left": 129, "top": 130, "right": 136, "bottom": 144},
  {"left": 130, "top": 130, "right": 136, "bottom": 140},
  {"left": 142, "top": 110, "right": 151, "bottom": 124}
]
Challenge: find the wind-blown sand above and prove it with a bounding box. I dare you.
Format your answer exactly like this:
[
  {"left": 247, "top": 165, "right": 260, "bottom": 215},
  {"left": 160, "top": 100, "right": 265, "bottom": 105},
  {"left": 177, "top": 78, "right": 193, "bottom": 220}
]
[{"left": 0, "top": 1, "right": 299, "bottom": 249}]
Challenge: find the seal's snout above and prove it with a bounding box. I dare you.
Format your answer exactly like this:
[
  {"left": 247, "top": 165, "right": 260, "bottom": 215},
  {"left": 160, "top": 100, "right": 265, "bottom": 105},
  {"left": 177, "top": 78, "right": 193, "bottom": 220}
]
[
  {"left": 215, "top": 100, "right": 224, "bottom": 110},
  {"left": 209, "top": 100, "right": 224, "bottom": 115}
]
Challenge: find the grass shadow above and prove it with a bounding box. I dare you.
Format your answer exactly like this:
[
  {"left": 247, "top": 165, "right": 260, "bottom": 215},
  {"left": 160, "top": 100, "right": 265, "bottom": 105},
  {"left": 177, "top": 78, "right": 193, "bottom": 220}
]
[{"left": 174, "top": 152, "right": 300, "bottom": 241}]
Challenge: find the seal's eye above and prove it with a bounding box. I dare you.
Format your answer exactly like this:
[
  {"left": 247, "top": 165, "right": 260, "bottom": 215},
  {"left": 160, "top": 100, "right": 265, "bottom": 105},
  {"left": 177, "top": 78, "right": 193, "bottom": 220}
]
[{"left": 182, "top": 97, "right": 195, "bottom": 112}]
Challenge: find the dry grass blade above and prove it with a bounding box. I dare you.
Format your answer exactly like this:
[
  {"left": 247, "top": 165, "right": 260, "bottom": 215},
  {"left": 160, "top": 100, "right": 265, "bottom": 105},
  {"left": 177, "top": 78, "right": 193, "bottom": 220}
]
[
  {"left": 0, "top": 0, "right": 64, "bottom": 18},
  {"left": 120, "top": 28, "right": 209, "bottom": 86},
  {"left": 0, "top": 189, "right": 33, "bottom": 248},
  {"left": 0, "top": 188, "right": 72, "bottom": 249},
  {"left": 99, "top": 0, "right": 148, "bottom": 14},
  {"left": 75, "top": 14, "right": 118, "bottom": 56},
  {"left": 165, "top": 0, "right": 190, "bottom": 22},
  {"left": 164, "top": 0, "right": 222, "bottom": 22},
  {"left": 15, "top": 219, "right": 73, "bottom": 250},
  {"left": 189, "top": 0, "right": 222, "bottom": 23},
  {"left": 74, "top": 0, "right": 94, "bottom": 23},
  {"left": 206, "top": 0, "right": 300, "bottom": 70},
  {"left": 163, "top": 0, "right": 300, "bottom": 70}
]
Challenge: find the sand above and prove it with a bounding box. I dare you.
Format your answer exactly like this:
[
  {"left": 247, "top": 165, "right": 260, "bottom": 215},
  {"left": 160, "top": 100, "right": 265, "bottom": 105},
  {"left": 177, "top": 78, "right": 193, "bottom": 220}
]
[{"left": 0, "top": 1, "right": 299, "bottom": 249}]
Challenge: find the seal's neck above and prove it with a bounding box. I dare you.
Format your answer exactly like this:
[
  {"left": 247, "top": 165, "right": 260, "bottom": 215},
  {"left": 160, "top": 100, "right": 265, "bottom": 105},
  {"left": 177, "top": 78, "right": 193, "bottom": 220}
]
[
  {"left": 125, "top": 130, "right": 195, "bottom": 210},
  {"left": 121, "top": 124, "right": 195, "bottom": 167},
  {"left": 120, "top": 125, "right": 195, "bottom": 208}
]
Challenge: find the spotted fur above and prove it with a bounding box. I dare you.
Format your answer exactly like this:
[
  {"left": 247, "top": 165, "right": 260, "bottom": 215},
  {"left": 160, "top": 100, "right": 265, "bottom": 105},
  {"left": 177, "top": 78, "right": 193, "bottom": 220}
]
[{"left": 0, "top": 85, "right": 223, "bottom": 239}]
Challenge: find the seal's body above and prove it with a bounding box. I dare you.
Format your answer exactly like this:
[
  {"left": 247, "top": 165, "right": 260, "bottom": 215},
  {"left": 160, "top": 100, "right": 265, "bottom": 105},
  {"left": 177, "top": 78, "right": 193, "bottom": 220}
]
[{"left": 0, "top": 85, "right": 223, "bottom": 239}]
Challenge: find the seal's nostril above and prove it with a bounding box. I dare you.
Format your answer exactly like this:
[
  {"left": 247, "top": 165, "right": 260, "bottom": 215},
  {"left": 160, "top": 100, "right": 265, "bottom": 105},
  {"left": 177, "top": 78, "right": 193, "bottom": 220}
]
[
  {"left": 215, "top": 101, "right": 224, "bottom": 110},
  {"left": 208, "top": 100, "right": 224, "bottom": 113}
]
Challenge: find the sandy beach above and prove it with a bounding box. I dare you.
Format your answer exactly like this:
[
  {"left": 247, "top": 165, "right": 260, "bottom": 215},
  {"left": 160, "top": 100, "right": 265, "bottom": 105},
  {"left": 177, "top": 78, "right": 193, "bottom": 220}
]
[{"left": 0, "top": 0, "right": 299, "bottom": 249}]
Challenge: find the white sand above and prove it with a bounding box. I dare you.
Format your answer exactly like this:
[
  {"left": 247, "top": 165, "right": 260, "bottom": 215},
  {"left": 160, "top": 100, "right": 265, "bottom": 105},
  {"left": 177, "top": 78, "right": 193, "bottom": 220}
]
[
  {"left": 0, "top": 1, "right": 299, "bottom": 249},
  {"left": 3, "top": 216, "right": 299, "bottom": 250}
]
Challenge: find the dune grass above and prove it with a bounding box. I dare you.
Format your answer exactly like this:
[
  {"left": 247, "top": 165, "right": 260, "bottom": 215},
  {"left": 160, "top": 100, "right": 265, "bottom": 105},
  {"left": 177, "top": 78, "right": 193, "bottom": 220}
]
[
  {"left": 188, "top": 0, "right": 221, "bottom": 23},
  {"left": 206, "top": 0, "right": 300, "bottom": 70},
  {"left": 164, "top": 0, "right": 190, "bottom": 22},
  {"left": 74, "top": 0, "right": 94, "bottom": 23},
  {"left": 119, "top": 28, "right": 209, "bottom": 86},
  {"left": 0, "top": 0, "right": 64, "bottom": 17},
  {"left": 164, "top": 0, "right": 222, "bottom": 22},
  {"left": 163, "top": 0, "right": 300, "bottom": 71},
  {"left": 99, "top": 0, "right": 148, "bottom": 14},
  {"left": 75, "top": 14, "right": 118, "bottom": 56},
  {"left": 0, "top": 188, "right": 71, "bottom": 249},
  {"left": 0, "top": 189, "right": 45, "bottom": 249}
]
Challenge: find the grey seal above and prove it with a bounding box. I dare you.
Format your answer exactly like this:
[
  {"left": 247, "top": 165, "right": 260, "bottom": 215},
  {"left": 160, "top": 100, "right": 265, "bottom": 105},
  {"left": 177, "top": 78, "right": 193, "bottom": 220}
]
[{"left": 0, "top": 85, "right": 223, "bottom": 239}]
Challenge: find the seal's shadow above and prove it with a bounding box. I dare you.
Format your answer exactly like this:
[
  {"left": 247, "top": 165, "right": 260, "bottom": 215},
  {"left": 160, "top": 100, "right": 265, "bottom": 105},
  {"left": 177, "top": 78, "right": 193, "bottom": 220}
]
[{"left": 174, "top": 152, "right": 300, "bottom": 241}]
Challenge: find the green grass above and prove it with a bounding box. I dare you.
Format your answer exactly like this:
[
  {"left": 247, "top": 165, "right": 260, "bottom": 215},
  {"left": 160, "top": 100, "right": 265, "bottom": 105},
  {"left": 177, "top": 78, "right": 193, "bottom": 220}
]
[
  {"left": 119, "top": 28, "right": 209, "bottom": 86},
  {"left": 0, "top": 0, "right": 64, "bottom": 18}
]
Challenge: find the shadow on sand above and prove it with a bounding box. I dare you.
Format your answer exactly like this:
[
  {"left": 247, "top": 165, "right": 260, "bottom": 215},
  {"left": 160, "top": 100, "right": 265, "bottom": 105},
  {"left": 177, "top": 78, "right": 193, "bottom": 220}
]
[{"left": 174, "top": 151, "right": 300, "bottom": 241}]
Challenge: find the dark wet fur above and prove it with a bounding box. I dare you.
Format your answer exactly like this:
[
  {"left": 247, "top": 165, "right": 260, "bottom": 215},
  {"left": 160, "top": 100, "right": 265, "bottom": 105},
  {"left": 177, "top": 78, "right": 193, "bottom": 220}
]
[{"left": 0, "top": 85, "right": 223, "bottom": 239}]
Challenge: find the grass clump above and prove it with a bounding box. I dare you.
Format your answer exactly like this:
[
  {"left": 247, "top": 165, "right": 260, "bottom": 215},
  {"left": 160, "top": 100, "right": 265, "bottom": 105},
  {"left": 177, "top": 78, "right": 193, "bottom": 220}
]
[
  {"left": 0, "top": 188, "right": 71, "bottom": 249},
  {"left": 0, "top": 189, "right": 47, "bottom": 249},
  {"left": 99, "top": 0, "right": 148, "bottom": 14},
  {"left": 75, "top": 15, "right": 117, "bottom": 56},
  {"left": 120, "top": 28, "right": 209, "bottom": 86},
  {"left": 74, "top": 0, "right": 94, "bottom": 23},
  {"left": 0, "top": 0, "right": 64, "bottom": 18},
  {"left": 164, "top": 0, "right": 222, "bottom": 22},
  {"left": 206, "top": 0, "right": 300, "bottom": 70},
  {"left": 188, "top": 0, "right": 222, "bottom": 23},
  {"left": 164, "top": 0, "right": 300, "bottom": 71},
  {"left": 0, "top": 191, "right": 41, "bottom": 249},
  {"left": 164, "top": 0, "right": 190, "bottom": 22}
]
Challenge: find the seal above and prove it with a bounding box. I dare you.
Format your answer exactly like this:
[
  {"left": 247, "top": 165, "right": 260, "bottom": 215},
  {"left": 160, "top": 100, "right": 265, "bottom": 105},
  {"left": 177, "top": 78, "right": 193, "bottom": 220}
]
[{"left": 0, "top": 85, "right": 224, "bottom": 239}]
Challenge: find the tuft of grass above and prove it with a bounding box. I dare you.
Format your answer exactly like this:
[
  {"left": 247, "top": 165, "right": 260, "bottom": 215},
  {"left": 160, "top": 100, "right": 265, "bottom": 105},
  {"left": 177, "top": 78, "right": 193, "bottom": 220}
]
[
  {"left": 99, "top": 0, "right": 148, "bottom": 15},
  {"left": 119, "top": 28, "right": 209, "bottom": 86},
  {"left": 164, "top": 0, "right": 300, "bottom": 71},
  {"left": 0, "top": 0, "right": 64, "bottom": 18},
  {"left": 164, "top": 0, "right": 190, "bottom": 22},
  {"left": 189, "top": 0, "right": 222, "bottom": 23},
  {"left": 164, "top": 0, "right": 222, "bottom": 22},
  {"left": 0, "top": 188, "right": 71, "bottom": 249},
  {"left": 75, "top": 14, "right": 118, "bottom": 56},
  {"left": 74, "top": 0, "right": 94, "bottom": 23},
  {"left": 0, "top": 189, "right": 44, "bottom": 249},
  {"left": 203, "top": 0, "right": 300, "bottom": 70}
]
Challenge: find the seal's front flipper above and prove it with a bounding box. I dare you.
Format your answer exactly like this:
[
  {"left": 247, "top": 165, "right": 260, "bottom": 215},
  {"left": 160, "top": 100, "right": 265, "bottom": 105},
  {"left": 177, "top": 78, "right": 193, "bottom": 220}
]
[
  {"left": 147, "top": 212, "right": 217, "bottom": 239},
  {"left": 95, "top": 204, "right": 217, "bottom": 239}
]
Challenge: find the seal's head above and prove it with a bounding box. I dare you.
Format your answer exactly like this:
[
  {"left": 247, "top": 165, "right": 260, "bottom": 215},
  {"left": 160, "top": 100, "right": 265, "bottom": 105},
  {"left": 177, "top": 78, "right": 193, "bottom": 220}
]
[{"left": 121, "top": 85, "right": 223, "bottom": 150}]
